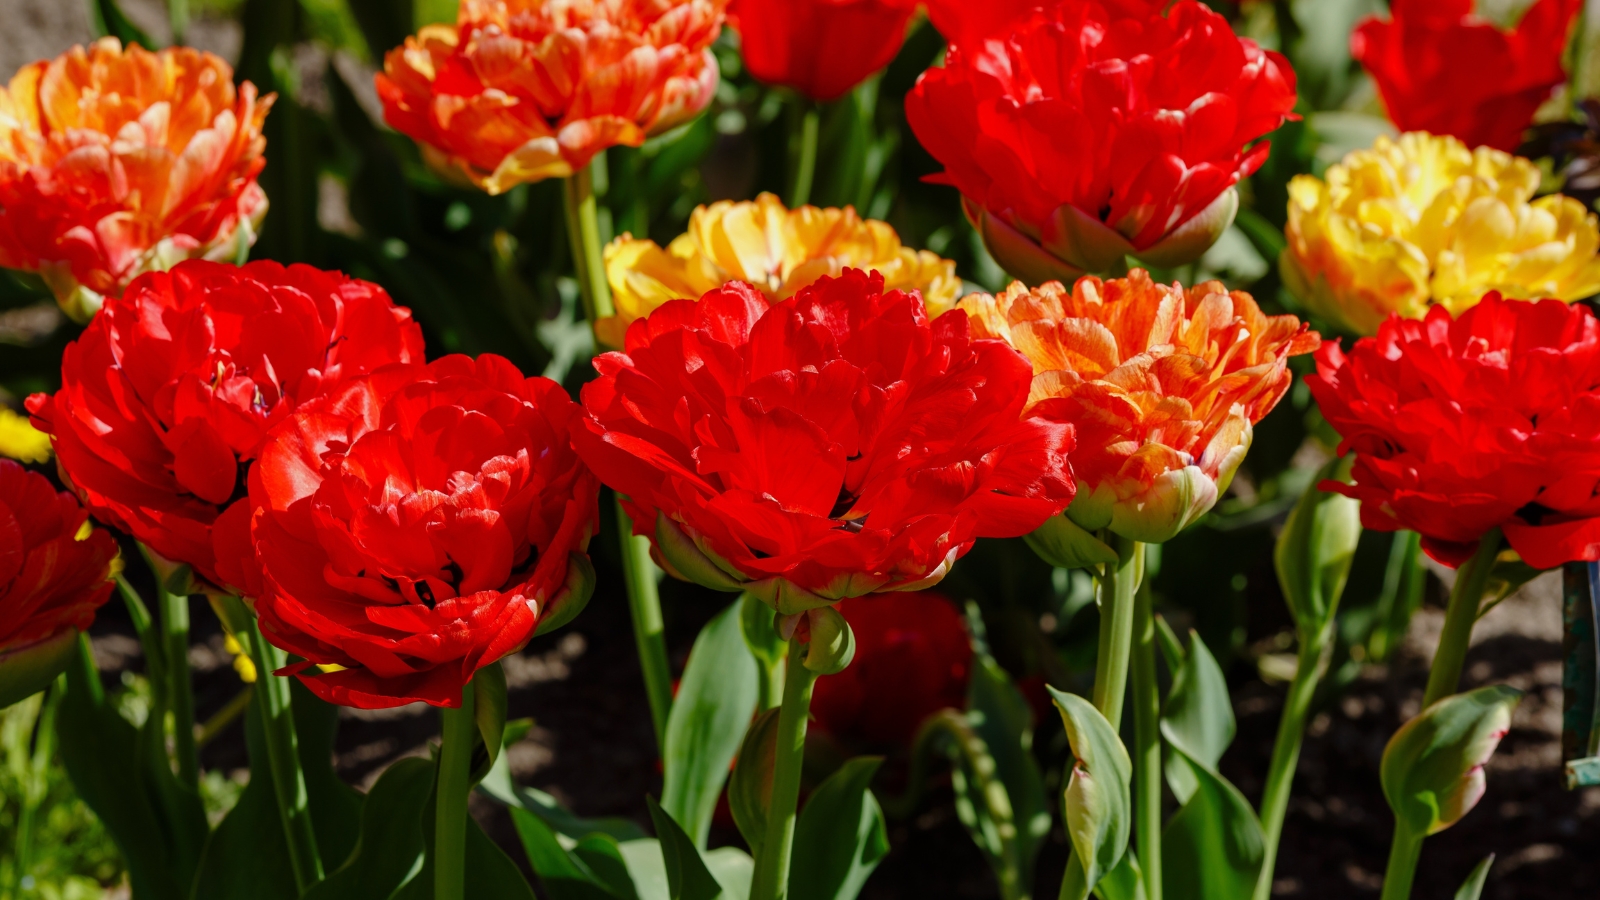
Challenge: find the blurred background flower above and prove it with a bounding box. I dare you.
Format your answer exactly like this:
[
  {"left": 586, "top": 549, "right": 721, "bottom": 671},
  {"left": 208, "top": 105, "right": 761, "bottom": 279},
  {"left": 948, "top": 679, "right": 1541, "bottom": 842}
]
[
  {"left": 1352, "top": 0, "right": 1581, "bottom": 152},
  {"left": 599, "top": 191, "right": 958, "bottom": 347},
  {"left": 1283, "top": 131, "right": 1600, "bottom": 336},
  {"left": 728, "top": 0, "right": 919, "bottom": 102}
]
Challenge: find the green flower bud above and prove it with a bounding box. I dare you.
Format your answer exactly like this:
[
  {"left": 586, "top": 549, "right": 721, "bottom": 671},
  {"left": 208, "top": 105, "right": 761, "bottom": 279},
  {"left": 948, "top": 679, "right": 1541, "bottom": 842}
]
[{"left": 1382, "top": 685, "right": 1521, "bottom": 836}]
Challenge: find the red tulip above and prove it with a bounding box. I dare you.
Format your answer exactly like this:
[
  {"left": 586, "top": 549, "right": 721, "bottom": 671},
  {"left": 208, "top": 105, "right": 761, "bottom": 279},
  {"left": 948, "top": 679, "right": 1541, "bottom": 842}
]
[
  {"left": 810, "top": 591, "right": 972, "bottom": 749},
  {"left": 906, "top": 0, "right": 1297, "bottom": 283},
  {"left": 572, "top": 268, "right": 1076, "bottom": 614},
  {"left": 1352, "top": 0, "right": 1581, "bottom": 152},
  {"left": 730, "top": 0, "right": 919, "bottom": 101},
  {"left": 26, "top": 260, "right": 424, "bottom": 590},
  {"left": 1308, "top": 293, "right": 1600, "bottom": 570},
  {"left": 241, "top": 355, "right": 600, "bottom": 709},
  {"left": 923, "top": 0, "right": 1164, "bottom": 46},
  {"left": 0, "top": 460, "right": 118, "bottom": 707}
]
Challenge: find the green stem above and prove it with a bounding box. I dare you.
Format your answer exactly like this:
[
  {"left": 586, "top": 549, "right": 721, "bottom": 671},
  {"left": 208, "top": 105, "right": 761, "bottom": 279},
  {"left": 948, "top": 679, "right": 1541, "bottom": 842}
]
[
  {"left": 435, "top": 683, "right": 476, "bottom": 900},
  {"left": 241, "top": 618, "right": 324, "bottom": 891},
  {"left": 1379, "top": 821, "right": 1424, "bottom": 900},
  {"left": 158, "top": 585, "right": 199, "bottom": 790},
  {"left": 617, "top": 497, "right": 674, "bottom": 750},
  {"left": 1253, "top": 619, "right": 1335, "bottom": 900},
  {"left": 749, "top": 640, "right": 820, "bottom": 900},
  {"left": 1130, "top": 573, "right": 1161, "bottom": 900},
  {"left": 168, "top": 0, "right": 190, "bottom": 45},
  {"left": 12, "top": 684, "right": 61, "bottom": 897},
  {"left": 786, "top": 98, "right": 820, "bottom": 209},
  {"left": 1093, "top": 536, "right": 1143, "bottom": 730},
  {"left": 563, "top": 160, "right": 616, "bottom": 328},
  {"left": 1367, "top": 531, "right": 1424, "bottom": 664},
  {"left": 1422, "top": 529, "right": 1502, "bottom": 708}
]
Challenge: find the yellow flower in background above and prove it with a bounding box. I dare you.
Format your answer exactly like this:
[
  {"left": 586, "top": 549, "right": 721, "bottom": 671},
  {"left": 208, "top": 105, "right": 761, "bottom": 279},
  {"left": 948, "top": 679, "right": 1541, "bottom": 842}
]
[
  {"left": 1282, "top": 131, "right": 1600, "bottom": 335},
  {"left": 0, "top": 407, "right": 50, "bottom": 463},
  {"left": 599, "top": 192, "right": 961, "bottom": 348}
]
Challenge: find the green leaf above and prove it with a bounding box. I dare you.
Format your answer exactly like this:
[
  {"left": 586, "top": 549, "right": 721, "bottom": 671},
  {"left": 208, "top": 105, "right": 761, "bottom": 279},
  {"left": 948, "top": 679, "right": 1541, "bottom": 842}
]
[
  {"left": 1382, "top": 685, "right": 1522, "bottom": 836},
  {"left": 789, "top": 756, "right": 889, "bottom": 900},
  {"left": 473, "top": 662, "right": 509, "bottom": 783},
  {"left": 964, "top": 609, "right": 1049, "bottom": 882},
  {"left": 478, "top": 760, "right": 646, "bottom": 844},
  {"left": 1159, "top": 746, "right": 1265, "bottom": 900},
  {"left": 663, "top": 599, "right": 760, "bottom": 848},
  {"left": 1274, "top": 455, "right": 1361, "bottom": 633},
  {"left": 390, "top": 764, "right": 541, "bottom": 900},
  {"left": 1454, "top": 854, "right": 1495, "bottom": 900},
  {"left": 303, "top": 757, "right": 433, "bottom": 900},
  {"left": 1092, "top": 851, "right": 1145, "bottom": 900},
  {"left": 192, "top": 683, "right": 364, "bottom": 898},
  {"left": 645, "top": 797, "right": 727, "bottom": 900},
  {"left": 56, "top": 635, "right": 206, "bottom": 900},
  {"left": 728, "top": 708, "right": 780, "bottom": 855},
  {"left": 1047, "top": 687, "right": 1132, "bottom": 900},
  {"left": 87, "top": 0, "right": 158, "bottom": 47},
  {"left": 509, "top": 808, "right": 630, "bottom": 900},
  {"left": 1153, "top": 615, "right": 1184, "bottom": 678},
  {"left": 1160, "top": 631, "right": 1236, "bottom": 805},
  {"left": 344, "top": 0, "right": 416, "bottom": 57}
]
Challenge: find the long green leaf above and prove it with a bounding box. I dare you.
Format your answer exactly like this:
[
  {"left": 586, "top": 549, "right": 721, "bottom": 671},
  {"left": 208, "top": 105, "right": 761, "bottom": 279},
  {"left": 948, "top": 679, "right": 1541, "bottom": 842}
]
[
  {"left": 510, "top": 807, "right": 629, "bottom": 900},
  {"left": 663, "top": 600, "right": 760, "bottom": 848},
  {"left": 56, "top": 636, "right": 206, "bottom": 900},
  {"left": 966, "top": 624, "right": 1050, "bottom": 874},
  {"left": 728, "top": 708, "right": 780, "bottom": 856},
  {"left": 1159, "top": 746, "right": 1265, "bottom": 900},
  {"left": 1161, "top": 631, "right": 1236, "bottom": 805},
  {"left": 789, "top": 756, "right": 889, "bottom": 900},
  {"left": 646, "top": 797, "right": 727, "bottom": 900},
  {"left": 1454, "top": 855, "right": 1495, "bottom": 900},
  {"left": 303, "top": 756, "right": 433, "bottom": 900},
  {"left": 1048, "top": 687, "right": 1132, "bottom": 900}
]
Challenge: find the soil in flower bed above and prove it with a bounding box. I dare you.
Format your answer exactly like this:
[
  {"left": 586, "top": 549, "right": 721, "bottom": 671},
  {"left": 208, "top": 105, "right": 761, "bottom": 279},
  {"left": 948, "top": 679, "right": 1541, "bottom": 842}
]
[{"left": 91, "top": 545, "right": 1596, "bottom": 900}]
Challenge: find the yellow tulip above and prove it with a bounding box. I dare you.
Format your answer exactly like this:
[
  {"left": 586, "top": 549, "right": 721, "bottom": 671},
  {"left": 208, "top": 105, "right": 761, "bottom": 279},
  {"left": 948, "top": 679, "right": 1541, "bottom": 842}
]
[
  {"left": 599, "top": 192, "right": 961, "bottom": 348},
  {"left": 1283, "top": 131, "right": 1600, "bottom": 335}
]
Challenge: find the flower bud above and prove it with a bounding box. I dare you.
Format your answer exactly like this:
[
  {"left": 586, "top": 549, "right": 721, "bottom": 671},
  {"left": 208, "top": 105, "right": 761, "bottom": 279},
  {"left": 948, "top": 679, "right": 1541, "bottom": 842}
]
[
  {"left": 1274, "top": 456, "right": 1361, "bottom": 631},
  {"left": 1381, "top": 685, "right": 1521, "bottom": 836},
  {"left": 801, "top": 607, "right": 856, "bottom": 675}
]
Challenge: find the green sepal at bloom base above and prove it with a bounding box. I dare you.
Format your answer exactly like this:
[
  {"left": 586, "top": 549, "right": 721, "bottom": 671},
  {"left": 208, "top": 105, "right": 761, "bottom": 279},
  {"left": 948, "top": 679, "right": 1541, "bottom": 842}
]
[
  {"left": 1048, "top": 686, "right": 1132, "bottom": 900},
  {"left": 1025, "top": 513, "right": 1120, "bottom": 571},
  {"left": 1274, "top": 456, "right": 1361, "bottom": 632},
  {"left": 964, "top": 188, "right": 1240, "bottom": 284},
  {"left": 1382, "top": 685, "right": 1522, "bottom": 837},
  {"left": 663, "top": 598, "right": 759, "bottom": 849},
  {"left": 0, "top": 627, "right": 81, "bottom": 710},
  {"left": 532, "top": 553, "right": 599, "bottom": 638},
  {"left": 1062, "top": 428, "right": 1251, "bottom": 545}
]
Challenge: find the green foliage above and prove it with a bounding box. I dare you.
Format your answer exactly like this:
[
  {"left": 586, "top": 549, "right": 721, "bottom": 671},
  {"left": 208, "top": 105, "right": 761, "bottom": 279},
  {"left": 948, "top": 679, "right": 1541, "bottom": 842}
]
[
  {"left": 788, "top": 758, "right": 888, "bottom": 900},
  {"left": 1048, "top": 688, "right": 1132, "bottom": 900}
]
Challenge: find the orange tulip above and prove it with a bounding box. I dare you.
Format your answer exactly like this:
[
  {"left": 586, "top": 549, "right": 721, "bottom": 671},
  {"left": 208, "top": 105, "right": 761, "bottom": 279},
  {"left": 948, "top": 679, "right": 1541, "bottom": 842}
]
[
  {"left": 0, "top": 39, "right": 271, "bottom": 322},
  {"left": 378, "top": 0, "right": 728, "bottom": 195},
  {"left": 961, "top": 271, "right": 1319, "bottom": 548}
]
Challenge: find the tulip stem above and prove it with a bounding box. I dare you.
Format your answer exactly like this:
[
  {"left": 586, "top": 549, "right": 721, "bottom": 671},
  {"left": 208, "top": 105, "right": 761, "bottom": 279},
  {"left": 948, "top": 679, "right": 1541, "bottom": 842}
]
[
  {"left": 1093, "top": 535, "right": 1143, "bottom": 730},
  {"left": 436, "top": 682, "right": 476, "bottom": 900},
  {"left": 617, "top": 496, "right": 674, "bottom": 751},
  {"left": 1130, "top": 573, "right": 1162, "bottom": 900},
  {"left": 749, "top": 639, "right": 820, "bottom": 900},
  {"left": 240, "top": 617, "right": 324, "bottom": 892},
  {"left": 786, "top": 97, "right": 820, "bottom": 209},
  {"left": 566, "top": 156, "right": 675, "bottom": 754},
  {"left": 1379, "top": 820, "right": 1424, "bottom": 900},
  {"left": 156, "top": 584, "right": 200, "bottom": 790},
  {"left": 1423, "top": 529, "right": 1502, "bottom": 708},
  {"left": 1253, "top": 618, "right": 1336, "bottom": 900},
  {"left": 563, "top": 160, "right": 616, "bottom": 327}
]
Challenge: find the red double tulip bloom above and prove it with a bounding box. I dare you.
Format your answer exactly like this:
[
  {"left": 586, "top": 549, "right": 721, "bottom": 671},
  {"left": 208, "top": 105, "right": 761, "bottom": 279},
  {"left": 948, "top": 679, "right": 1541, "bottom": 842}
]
[
  {"left": 1309, "top": 293, "right": 1600, "bottom": 570},
  {"left": 26, "top": 260, "right": 424, "bottom": 589},
  {"left": 810, "top": 591, "right": 972, "bottom": 749},
  {"left": 572, "top": 268, "right": 1076, "bottom": 614},
  {"left": 730, "top": 0, "right": 919, "bottom": 101},
  {"left": 240, "top": 356, "right": 600, "bottom": 709},
  {"left": 906, "top": 1, "right": 1297, "bottom": 282},
  {"left": 0, "top": 460, "right": 118, "bottom": 707},
  {"left": 1352, "top": 0, "right": 1580, "bottom": 152}
]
